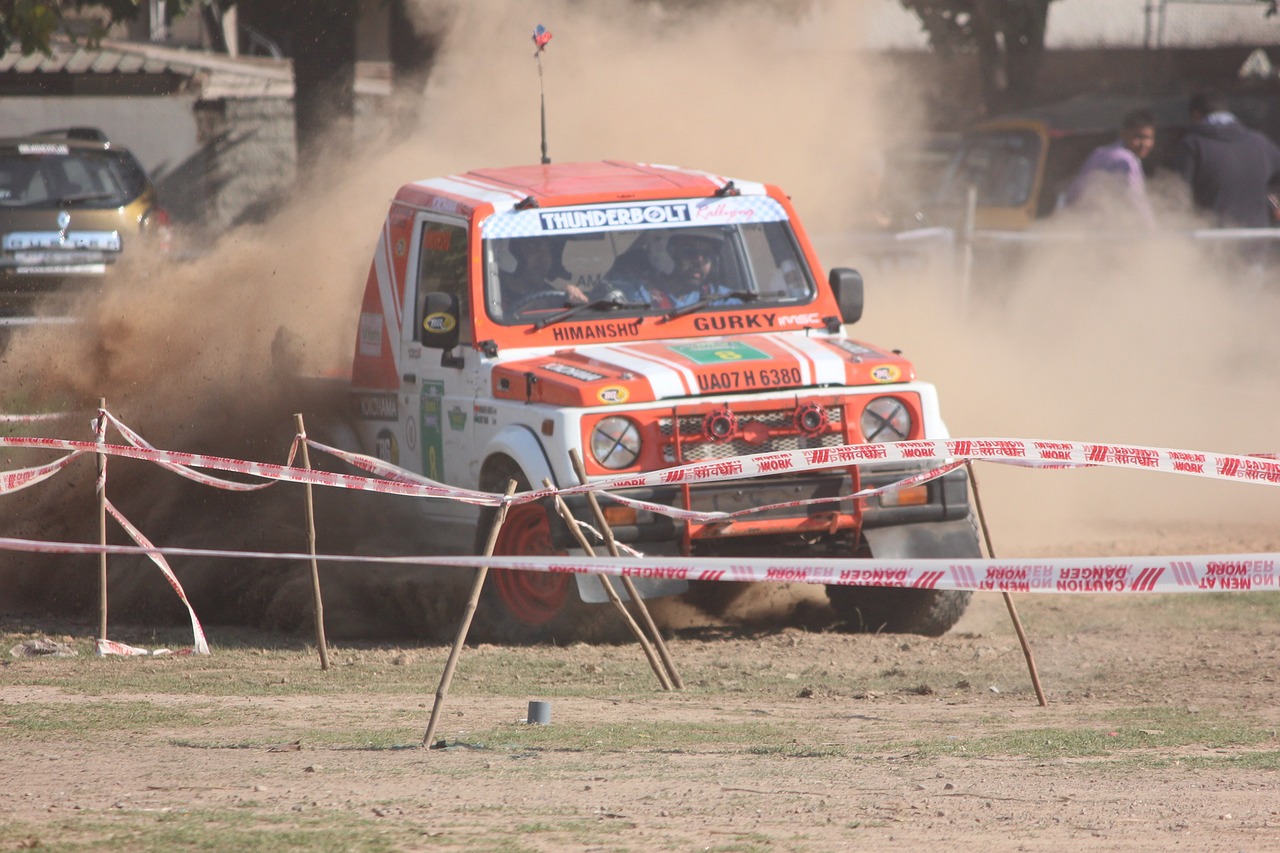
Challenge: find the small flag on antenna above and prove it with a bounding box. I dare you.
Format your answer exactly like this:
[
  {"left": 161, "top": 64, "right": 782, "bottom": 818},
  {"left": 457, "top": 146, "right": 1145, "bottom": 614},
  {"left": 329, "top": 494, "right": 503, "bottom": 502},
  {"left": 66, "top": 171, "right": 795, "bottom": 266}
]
[{"left": 532, "top": 24, "right": 552, "bottom": 53}]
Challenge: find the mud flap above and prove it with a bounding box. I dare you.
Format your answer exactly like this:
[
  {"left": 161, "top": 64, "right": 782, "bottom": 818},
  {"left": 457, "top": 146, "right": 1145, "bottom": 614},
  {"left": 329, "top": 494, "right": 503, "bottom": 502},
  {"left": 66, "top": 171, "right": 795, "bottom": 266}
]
[
  {"left": 862, "top": 517, "right": 983, "bottom": 560},
  {"left": 574, "top": 573, "right": 689, "bottom": 604}
]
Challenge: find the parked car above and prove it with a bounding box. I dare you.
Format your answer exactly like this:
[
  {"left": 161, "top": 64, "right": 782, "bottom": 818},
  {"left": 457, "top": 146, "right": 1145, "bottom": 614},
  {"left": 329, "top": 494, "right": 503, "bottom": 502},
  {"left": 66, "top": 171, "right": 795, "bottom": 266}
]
[{"left": 0, "top": 127, "right": 171, "bottom": 314}]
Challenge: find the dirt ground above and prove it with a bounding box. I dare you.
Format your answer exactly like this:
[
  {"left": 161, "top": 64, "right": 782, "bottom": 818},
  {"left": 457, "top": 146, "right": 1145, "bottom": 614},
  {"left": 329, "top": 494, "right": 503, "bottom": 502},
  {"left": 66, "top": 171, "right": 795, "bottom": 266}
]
[{"left": 3, "top": 518, "right": 1279, "bottom": 852}]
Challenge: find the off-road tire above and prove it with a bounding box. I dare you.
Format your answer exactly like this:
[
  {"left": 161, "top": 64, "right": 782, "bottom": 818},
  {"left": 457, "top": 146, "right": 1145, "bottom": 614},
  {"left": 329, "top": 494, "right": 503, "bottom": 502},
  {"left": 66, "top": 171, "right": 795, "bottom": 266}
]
[
  {"left": 826, "top": 513, "right": 981, "bottom": 636},
  {"left": 825, "top": 585, "right": 972, "bottom": 636},
  {"left": 469, "top": 461, "right": 627, "bottom": 645}
]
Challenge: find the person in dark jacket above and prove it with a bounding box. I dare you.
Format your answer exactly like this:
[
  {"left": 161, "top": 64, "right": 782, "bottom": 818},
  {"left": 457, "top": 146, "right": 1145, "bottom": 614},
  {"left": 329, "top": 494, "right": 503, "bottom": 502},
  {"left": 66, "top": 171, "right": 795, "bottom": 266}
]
[{"left": 1176, "top": 91, "right": 1280, "bottom": 229}]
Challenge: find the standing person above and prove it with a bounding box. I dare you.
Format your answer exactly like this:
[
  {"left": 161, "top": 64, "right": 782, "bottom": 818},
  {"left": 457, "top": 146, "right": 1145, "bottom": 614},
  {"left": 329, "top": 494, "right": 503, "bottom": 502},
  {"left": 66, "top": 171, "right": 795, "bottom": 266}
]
[
  {"left": 1176, "top": 90, "right": 1280, "bottom": 229},
  {"left": 1063, "top": 108, "right": 1157, "bottom": 229}
]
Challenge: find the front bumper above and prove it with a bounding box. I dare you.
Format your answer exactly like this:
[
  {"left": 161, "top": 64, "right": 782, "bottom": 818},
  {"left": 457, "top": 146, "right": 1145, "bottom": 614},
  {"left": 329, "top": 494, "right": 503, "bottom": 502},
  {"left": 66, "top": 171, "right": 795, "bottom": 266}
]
[{"left": 549, "top": 465, "right": 972, "bottom": 550}]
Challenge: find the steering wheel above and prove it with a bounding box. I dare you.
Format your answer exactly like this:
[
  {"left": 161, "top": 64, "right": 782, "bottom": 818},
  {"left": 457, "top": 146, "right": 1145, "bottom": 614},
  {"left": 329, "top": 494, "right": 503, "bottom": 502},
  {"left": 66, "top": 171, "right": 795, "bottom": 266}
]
[{"left": 510, "top": 289, "right": 571, "bottom": 315}]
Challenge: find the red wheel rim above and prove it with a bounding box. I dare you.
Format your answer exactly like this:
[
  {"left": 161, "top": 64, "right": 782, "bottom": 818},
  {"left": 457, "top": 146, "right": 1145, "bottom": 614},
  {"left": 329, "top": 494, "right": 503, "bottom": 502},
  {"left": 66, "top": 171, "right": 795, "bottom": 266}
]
[{"left": 492, "top": 502, "right": 570, "bottom": 626}]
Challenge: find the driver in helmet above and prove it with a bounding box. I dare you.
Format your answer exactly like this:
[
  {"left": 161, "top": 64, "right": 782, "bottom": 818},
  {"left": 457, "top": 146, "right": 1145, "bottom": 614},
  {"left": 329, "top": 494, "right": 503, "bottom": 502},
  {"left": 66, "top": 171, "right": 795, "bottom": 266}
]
[
  {"left": 501, "top": 238, "right": 587, "bottom": 316},
  {"left": 597, "top": 228, "right": 740, "bottom": 311},
  {"left": 647, "top": 229, "right": 739, "bottom": 310}
]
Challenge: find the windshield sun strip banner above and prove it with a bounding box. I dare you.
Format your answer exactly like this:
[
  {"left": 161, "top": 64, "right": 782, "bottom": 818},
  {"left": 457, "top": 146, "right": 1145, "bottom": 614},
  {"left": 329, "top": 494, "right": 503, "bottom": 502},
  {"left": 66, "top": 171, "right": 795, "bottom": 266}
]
[{"left": 479, "top": 195, "right": 788, "bottom": 239}]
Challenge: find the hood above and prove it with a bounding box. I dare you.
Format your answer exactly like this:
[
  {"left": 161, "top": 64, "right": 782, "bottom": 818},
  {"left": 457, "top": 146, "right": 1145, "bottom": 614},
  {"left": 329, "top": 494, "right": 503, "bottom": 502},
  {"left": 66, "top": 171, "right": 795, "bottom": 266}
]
[{"left": 490, "top": 333, "right": 916, "bottom": 406}]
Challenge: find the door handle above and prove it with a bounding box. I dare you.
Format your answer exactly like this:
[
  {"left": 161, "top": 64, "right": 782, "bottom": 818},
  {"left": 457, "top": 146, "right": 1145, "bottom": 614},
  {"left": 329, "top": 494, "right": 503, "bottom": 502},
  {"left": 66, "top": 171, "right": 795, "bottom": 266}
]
[{"left": 402, "top": 373, "right": 417, "bottom": 384}]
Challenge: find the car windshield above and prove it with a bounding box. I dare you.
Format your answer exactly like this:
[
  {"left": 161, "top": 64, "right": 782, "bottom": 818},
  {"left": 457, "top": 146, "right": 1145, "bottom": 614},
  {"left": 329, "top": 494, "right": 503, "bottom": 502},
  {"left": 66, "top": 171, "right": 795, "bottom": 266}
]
[
  {"left": 934, "top": 130, "right": 1042, "bottom": 208},
  {"left": 0, "top": 146, "right": 145, "bottom": 209},
  {"left": 481, "top": 198, "right": 815, "bottom": 326}
]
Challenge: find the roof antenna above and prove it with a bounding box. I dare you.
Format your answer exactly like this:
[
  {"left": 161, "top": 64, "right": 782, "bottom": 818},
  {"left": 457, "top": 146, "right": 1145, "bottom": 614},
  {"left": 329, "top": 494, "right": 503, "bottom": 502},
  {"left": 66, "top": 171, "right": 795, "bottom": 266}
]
[{"left": 532, "top": 24, "right": 553, "bottom": 164}]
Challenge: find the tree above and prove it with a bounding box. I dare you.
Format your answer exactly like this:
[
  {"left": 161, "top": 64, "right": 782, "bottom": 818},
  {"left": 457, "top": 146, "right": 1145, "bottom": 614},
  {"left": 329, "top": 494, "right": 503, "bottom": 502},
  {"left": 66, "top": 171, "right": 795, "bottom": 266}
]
[
  {"left": 0, "top": 0, "right": 199, "bottom": 54},
  {"left": 899, "top": 0, "right": 1056, "bottom": 117}
]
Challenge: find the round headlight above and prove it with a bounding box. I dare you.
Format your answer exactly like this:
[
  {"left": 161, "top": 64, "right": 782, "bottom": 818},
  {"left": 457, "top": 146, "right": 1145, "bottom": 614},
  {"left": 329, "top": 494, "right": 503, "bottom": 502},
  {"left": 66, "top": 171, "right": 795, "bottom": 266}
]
[
  {"left": 590, "top": 416, "right": 641, "bottom": 469},
  {"left": 860, "top": 396, "right": 912, "bottom": 442}
]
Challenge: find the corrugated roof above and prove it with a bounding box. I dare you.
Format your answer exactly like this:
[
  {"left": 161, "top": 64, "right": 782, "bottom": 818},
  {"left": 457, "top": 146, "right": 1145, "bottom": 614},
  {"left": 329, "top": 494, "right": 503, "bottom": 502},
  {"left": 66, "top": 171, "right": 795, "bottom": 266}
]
[{"left": 1, "top": 38, "right": 390, "bottom": 100}]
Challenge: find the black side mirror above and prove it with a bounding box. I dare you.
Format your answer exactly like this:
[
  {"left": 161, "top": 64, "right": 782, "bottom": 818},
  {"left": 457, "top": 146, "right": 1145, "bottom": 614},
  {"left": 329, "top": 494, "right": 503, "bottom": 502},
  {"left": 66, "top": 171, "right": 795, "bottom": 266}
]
[
  {"left": 421, "top": 292, "right": 461, "bottom": 350},
  {"left": 829, "top": 268, "right": 864, "bottom": 325}
]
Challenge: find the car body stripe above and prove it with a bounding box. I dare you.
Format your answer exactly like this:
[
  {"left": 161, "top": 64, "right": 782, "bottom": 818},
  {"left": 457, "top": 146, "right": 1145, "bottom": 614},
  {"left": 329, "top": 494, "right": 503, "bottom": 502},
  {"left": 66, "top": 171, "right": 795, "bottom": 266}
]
[
  {"left": 592, "top": 345, "right": 692, "bottom": 397},
  {"left": 372, "top": 223, "right": 401, "bottom": 378}
]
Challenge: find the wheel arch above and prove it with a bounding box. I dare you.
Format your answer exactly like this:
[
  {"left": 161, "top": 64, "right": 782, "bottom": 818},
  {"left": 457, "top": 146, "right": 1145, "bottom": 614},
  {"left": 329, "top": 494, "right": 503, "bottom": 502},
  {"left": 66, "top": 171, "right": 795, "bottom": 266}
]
[{"left": 478, "top": 424, "right": 558, "bottom": 491}]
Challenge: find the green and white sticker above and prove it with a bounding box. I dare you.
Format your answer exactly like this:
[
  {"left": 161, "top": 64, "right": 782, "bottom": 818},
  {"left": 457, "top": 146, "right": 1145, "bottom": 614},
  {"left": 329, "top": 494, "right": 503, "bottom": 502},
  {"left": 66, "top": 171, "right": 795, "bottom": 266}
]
[
  {"left": 668, "top": 340, "right": 770, "bottom": 365},
  {"left": 420, "top": 380, "right": 445, "bottom": 480}
]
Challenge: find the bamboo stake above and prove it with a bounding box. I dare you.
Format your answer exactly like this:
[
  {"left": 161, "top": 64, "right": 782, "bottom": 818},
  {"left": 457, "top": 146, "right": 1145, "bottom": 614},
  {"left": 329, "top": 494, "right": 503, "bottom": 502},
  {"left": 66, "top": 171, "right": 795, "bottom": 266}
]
[
  {"left": 568, "top": 449, "right": 683, "bottom": 689},
  {"left": 294, "top": 414, "right": 329, "bottom": 671},
  {"left": 966, "top": 461, "right": 1047, "bottom": 706},
  {"left": 423, "top": 480, "right": 519, "bottom": 748},
  {"left": 96, "top": 398, "right": 108, "bottom": 642},
  {"left": 544, "top": 478, "right": 673, "bottom": 691}
]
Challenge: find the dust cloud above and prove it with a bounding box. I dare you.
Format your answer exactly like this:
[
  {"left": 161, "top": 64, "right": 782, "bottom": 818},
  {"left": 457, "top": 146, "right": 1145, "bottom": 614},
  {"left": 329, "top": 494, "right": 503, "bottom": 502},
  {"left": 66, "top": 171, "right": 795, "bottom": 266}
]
[
  {"left": 821, "top": 186, "right": 1280, "bottom": 557},
  {"left": 1, "top": 0, "right": 1276, "bottom": 637}
]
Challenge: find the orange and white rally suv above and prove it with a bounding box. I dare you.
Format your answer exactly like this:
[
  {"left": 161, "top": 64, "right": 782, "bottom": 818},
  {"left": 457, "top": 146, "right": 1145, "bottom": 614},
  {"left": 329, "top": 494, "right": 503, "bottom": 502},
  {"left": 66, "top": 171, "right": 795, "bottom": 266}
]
[{"left": 341, "top": 160, "right": 980, "bottom": 642}]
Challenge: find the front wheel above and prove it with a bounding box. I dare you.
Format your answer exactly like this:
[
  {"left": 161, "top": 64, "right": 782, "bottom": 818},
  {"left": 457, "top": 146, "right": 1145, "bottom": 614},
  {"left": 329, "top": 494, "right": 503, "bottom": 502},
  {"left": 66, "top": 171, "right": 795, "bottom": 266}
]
[
  {"left": 470, "top": 466, "right": 626, "bottom": 644},
  {"left": 825, "top": 515, "right": 981, "bottom": 637},
  {"left": 825, "top": 585, "right": 972, "bottom": 637}
]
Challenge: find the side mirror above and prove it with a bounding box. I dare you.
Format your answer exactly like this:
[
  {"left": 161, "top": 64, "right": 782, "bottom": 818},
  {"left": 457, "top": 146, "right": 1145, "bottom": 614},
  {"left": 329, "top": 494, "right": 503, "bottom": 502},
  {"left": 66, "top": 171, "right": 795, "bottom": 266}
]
[
  {"left": 421, "top": 292, "right": 461, "bottom": 351},
  {"left": 829, "top": 268, "right": 864, "bottom": 325}
]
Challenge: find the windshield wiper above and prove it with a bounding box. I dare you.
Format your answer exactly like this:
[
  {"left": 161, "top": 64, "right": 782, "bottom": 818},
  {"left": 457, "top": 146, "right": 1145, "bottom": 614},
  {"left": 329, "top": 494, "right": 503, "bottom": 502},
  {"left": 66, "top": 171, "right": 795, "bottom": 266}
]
[
  {"left": 664, "top": 290, "right": 769, "bottom": 321},
  {"left": 533, "top": 294, "right": 651, "bottom": 330}
]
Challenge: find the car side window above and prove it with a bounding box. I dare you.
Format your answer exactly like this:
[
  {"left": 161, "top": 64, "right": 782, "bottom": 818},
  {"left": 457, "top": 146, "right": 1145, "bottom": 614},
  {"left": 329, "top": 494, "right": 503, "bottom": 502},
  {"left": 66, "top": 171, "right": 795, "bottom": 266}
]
[{"left": 415, "top": 219, "right": 471, "bottom": 344}]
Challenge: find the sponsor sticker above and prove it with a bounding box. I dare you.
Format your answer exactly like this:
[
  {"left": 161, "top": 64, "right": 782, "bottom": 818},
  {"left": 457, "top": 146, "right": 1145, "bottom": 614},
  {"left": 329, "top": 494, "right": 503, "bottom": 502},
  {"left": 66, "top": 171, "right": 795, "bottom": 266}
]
[
  {"left": 374, "top": 429, "right": 400, "bottom": 466},
  {"left": 358, "top": 313, "right": 383, "bottom": 357},
  {"left": 355, "top": 393, "right": 399, "bottom": 421},
  {"left": 542, "top": 362, "right": 606, "bottom": 382},
  {"left": 421, "top": 381, "right": 445, "bottom": 479},
  {"left": 668, "top": 340, "right": 771, "bottom": 364},
  {"left": 539, "top": 201, "right": 691, "bottom": 233},
  {"left": 870, "top": 364, "right": 901, "bottom": 383},
  {"left": 598, "top": 386, "right": 630, "bottom": 404},
  {"left": 423, "top": 311, "right": 456, "bottom": 335}
]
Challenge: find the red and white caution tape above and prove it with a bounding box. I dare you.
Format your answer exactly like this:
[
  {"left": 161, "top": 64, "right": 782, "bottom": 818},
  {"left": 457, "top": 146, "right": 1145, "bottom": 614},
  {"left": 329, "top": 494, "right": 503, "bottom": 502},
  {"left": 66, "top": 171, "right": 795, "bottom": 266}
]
[
  {"left": 103, "top": 410, "right": 294, "bottom": 493},
  {"left": 8, "top": 432, "right": 1280, "bottom": 510},
  {"left": 96, "top": 639, "right": 195, "bottom": 657},
  {"left": 0, "top": 409, "right": 85, "bottom": 422},
  {"left": 601, "top": 460, "right": 967, "bottom": 523},
  {"left": 0, "top": 451, "right": 84, "bottom": 495},
  {"left": 0, "top": 535, "right": 1275, "bottom": 594},
  {"left": 104, "top": 499, "right": 209, "bottom": 655}
]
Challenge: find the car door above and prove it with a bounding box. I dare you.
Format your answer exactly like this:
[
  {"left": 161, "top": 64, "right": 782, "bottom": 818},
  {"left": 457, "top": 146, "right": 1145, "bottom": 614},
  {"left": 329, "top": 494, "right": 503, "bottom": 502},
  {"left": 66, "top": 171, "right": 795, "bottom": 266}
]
[{"left": 400, "top": 213, "right": 482, "bottom": 544}]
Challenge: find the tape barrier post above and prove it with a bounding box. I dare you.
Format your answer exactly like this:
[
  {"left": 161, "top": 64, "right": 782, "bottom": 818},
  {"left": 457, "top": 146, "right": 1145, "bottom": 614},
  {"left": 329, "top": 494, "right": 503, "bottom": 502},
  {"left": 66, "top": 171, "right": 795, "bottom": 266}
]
[
  {"left": 295, "top": 414, "right": 329, "bottom": 672},
  {"left": 967, "top": 460, "right": 1047, "bottom": 707},
  {"left": 569, "top": 449, "right": 683, "bottom": 690},
  {"left": 423, "top": 480, "right": 519, "bottom": 749},
  {"left": 545, "top": 477, "right": 673, "bottom": 692},
  {"left": 95, "top": 399, "right": 108, "bottom": 643}
]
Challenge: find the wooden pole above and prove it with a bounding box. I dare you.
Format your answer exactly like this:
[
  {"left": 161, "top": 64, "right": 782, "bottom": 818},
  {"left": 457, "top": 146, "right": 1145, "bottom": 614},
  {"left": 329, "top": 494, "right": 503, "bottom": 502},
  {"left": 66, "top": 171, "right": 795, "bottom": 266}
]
[
  {"left": 966, "top": 461, "right": 1047, "bottom": 706},
  {"left": 423, "top": 480, "right": 518, "bottom": 748},
  {"left": 294, "top": 414, "right": 329, "bottom": 671},
  {"left": 568, "top": 449, "right": 683, "bottom": 689},
  {"left": 545, "top": 478, "right": 673, "bottom": 691},
  {"left": 96, "top": 398, "right": 108, "bottom": 642}
]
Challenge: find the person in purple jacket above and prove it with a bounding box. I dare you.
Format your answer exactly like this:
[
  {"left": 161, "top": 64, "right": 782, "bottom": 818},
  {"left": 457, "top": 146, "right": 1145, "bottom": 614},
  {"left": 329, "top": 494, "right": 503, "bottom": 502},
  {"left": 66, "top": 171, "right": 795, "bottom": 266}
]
[
  {"left": 1063, "top": 108, "right": 1157, "bottom": 230},
  {"left": 1176, "top": 90, "right": 1280, "bottom": 229}
]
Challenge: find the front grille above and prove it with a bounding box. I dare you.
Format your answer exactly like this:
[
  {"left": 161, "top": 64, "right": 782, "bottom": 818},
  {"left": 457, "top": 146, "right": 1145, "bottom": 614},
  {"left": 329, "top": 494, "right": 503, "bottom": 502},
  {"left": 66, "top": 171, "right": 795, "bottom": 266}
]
[{"left": 658, "top": 405, "right": 844, "bottom": 463}]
